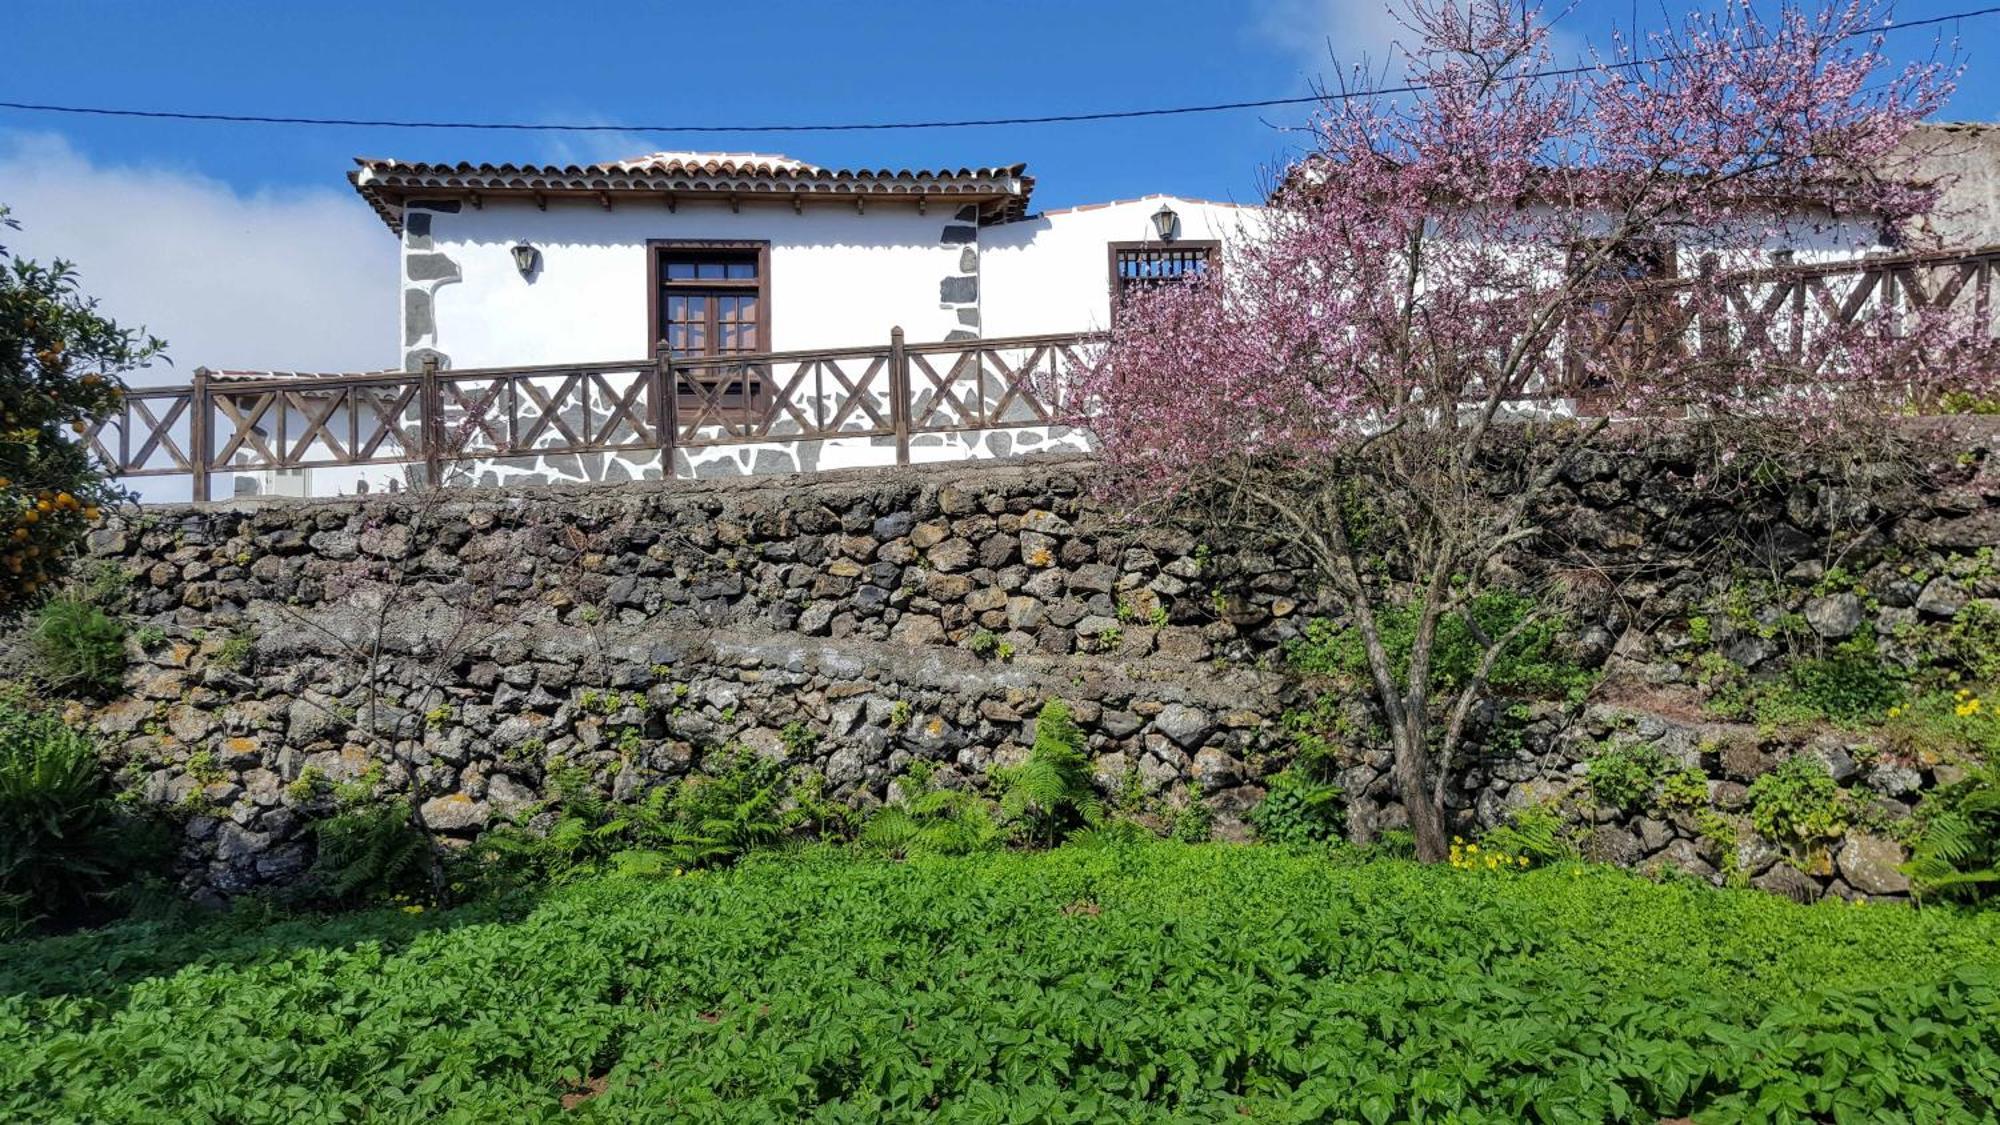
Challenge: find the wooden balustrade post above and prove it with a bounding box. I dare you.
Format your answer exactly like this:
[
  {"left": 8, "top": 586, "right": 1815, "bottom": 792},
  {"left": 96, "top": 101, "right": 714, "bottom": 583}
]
[
  {"left": 420, "top": 354, "right": 443, "bottom": 487},
  {"left": 890, "top": 326, "right": 911, "bottom": 466},
  {"left": 653, "top": 339, "right": 678, "bottom": 480},
  {"left": 190, "top": 366, "right": 211, "bottom": 504}
]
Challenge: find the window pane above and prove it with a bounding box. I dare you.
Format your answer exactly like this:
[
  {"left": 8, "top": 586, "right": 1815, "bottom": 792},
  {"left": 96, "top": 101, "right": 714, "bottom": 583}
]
[
  {"left": 696, "top": 261, "right": 725, "bottom": 279},
  {"left": 726, "top": 260, "right": 757, "bottom": 279},
  {"left": 665, "top": 260, "right": 696, "bottom": 280}
]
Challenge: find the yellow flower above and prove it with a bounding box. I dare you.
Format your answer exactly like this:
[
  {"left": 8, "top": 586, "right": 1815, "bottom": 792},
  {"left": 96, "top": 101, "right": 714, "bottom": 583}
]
[
  {"left": 1518, "top": 856, "right": 1529, "bottom": 867},
  {"left": 401, "top": 904, "right": 423, "bottom": 915},
  {"left": 1465, "top": 844, "right": 1478, "bottom": 854}
]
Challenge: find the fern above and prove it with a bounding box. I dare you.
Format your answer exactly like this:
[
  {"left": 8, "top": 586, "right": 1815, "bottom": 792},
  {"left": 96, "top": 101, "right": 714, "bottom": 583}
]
[
  {"left": 1482, "top": 803, "right": 1578, "bottom": 866},
  {"left": 994, "top": 700, "right": 1103, "bottom": 847},
  {"left": 864, "top": 768, "right": 1000, "bottom": 858},
  {"left": 1069, "top": 818, "right": 1154, "bottom": 850},
  {"left": 308, "top": 803, "right": 432, "bottom": 904},
  {"left": 1903, "top": 763, "right": 2000, "bottom": 904}
]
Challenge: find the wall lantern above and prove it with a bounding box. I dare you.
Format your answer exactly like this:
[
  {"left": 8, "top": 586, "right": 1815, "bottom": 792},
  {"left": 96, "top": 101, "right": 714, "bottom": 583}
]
[
  {"left": 511, "top": 243, "right": 541, "bottom": 278},
  {"left": 1151, "top": 203, "right": 1180, "bottom": 243}
]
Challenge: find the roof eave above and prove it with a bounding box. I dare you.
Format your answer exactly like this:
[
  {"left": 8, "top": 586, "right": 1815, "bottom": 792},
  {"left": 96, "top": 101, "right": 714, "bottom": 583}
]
[{"left": 348, "top": 157, "right": 1033, "bottom": 234}]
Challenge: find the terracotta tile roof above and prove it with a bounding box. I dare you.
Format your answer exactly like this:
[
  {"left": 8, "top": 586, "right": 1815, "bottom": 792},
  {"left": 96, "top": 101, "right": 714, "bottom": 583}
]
[{"left": 350, "top": 152, "right": 1034, "bottom": 233}]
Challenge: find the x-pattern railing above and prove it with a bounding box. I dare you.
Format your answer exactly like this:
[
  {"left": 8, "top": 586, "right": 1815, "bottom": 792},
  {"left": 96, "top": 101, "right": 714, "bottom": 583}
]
[
  {"left": 94, "top": 331, "right": 1100, "bottom": 500},
  {"left": 95, "top": 246, "right": 2000, "bottom": 500},
  {"left": 1558, "top": 245, "right": 2000, "bottom": 391}
]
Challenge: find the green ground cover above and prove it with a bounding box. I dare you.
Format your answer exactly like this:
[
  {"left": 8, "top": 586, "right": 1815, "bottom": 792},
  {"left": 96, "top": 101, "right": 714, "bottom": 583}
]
[{"left": 4, "top": 843, "right": 1999, "bottom": 1122}]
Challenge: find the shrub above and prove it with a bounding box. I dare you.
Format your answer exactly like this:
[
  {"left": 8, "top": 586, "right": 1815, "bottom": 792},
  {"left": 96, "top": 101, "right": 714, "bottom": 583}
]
[
  {"left": 0, "top": 698, "right": 157, "bottom": 931},
  {"left": 28, "top": 595, "right": 125, "bottom": 695},
  {"left": 1747, "top": 756, "right": 1848, "bottom": 860},
  {"left": 0, "top": 205, "right": 159, "bottom": 610},
  {"left": 1246, "top": 770, "right": 1346, "bottom": 846},
  {"left": 1902, "top": 761, "right": 2000, "bottom": 905}
]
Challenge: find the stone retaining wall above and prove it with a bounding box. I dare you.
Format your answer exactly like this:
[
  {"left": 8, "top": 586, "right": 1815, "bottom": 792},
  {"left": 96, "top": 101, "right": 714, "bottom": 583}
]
[{"left": 65, "top": 426, "right": 2000, "bottom": 901}]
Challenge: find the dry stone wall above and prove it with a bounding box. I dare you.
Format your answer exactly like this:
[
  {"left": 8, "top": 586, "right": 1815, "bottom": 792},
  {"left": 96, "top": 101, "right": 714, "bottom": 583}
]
[{"left": 68, "top": 425, "right": 2000, "bottom": 902}]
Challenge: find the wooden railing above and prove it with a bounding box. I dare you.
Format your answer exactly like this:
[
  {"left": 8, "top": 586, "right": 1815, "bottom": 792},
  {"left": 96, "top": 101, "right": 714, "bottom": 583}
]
[
  {"left": 94, "top": 246, "right": 2000, "bottom": 501},
  {"left": 1558, "top": 244, "right": 2000, "bottom": 392},
  {"left": 91, "top": 330, "right": 1101, "bottom": 501}
]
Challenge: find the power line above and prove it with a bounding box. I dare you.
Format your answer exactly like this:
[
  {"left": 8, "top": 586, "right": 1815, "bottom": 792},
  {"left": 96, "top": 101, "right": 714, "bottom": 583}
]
[{"left": 0, "top": 5, "right": 1993, "bottom": 135}]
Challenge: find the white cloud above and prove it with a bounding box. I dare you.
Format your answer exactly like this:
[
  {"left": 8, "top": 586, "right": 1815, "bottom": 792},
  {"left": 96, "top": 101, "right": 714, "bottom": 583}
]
[
  {"left": 0, "top": 130, "right": 396, "bottom": 385},
  {"left": 1251, "top": 0, "right": 1588, "bottom": 86},
  {"left": 1252, "top": 0, "right": 1422, "bottom": 83}
]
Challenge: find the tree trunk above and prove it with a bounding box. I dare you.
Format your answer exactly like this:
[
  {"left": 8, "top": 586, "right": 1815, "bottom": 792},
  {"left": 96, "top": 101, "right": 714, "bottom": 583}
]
[{"left": 1392, "top": 720, "right": 1450, "bottom": 862}]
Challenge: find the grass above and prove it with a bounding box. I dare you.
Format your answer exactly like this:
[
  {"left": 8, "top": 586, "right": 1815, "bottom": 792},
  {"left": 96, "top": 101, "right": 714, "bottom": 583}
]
[{"left": 3, "top": 844, "right": 1999, "bottom": 1121}]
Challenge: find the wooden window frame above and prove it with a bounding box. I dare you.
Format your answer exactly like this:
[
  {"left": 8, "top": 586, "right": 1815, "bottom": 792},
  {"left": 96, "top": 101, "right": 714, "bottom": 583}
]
[
  {"left": 1106, "top": 240, "right": 1221, "bottom": 310},
  {"left": 646, "top": 239, "right": 773, "bottom": 411}
]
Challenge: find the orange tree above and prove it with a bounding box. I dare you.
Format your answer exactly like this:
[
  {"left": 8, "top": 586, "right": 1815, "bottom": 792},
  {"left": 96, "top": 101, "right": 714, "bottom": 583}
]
[{"left": 0, "top": 206, "right": 160, "bottom": 610}]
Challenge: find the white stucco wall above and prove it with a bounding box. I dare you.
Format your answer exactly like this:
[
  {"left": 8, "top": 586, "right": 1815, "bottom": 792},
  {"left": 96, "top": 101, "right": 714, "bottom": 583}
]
[
  {"left": 411, "top": 197, "right": 972, "bottom": 369},
  {"left": 979, "top": 196, "right": 1264, "bottom": 338}
]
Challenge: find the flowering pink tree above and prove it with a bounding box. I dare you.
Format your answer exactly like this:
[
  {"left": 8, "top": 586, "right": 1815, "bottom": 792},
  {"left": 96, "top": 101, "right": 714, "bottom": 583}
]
[{"left": 1076, "top": 0, "right": 1987, "bottom": 862}]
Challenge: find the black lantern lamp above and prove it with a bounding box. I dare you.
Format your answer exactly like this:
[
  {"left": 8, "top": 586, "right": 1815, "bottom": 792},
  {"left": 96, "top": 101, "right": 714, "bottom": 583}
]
[
  {"left": 511, "top": 243, "right": 541, "bottom": 278},
  {"left": 1151, "top": 203, "right": 1180, "bottom": 242}
]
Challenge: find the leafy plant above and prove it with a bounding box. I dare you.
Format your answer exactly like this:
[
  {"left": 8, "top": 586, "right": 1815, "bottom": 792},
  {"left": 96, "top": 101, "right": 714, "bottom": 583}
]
[
  {"left": 0, "top": 698, "right": 159, "bottom": 931},
  {"left": 1167, "top": 784, "right": 1213, "bottom": 843},
  {"left": 661, "top": 756, "right": 788, "bottom": 870},
  {"left": 1747, "top": 756, "right": 1849, "bottom": 861},
  {"left": 28, "top": 594, "right": 125, "bottom": 695},
  {"left": 966, "top": 629, "right": 1014, "bottom": 661},
  {"left": 211, "top": 632, "right": 253, "bottom": 672},
  {"left": 1246, "top": 769, "right": 1346, "bottom": 846},
  {"left": 1785, "top": 635, "right": 1902, "bottom": 723},
  {"left": 1585, "top": 743, "right": 1671, "bottom": 813},
  {"left": 8, "top": 843, "right": 2000, "bottom": 1120},
  {"left": 779, "top": 721, "right": 819, "bottom": 756},
  {"left": 994, "top": 700, "right": 1102, "bottom": 846},
  {"left": 1902, "top": 761, "right": 2000, "bottom": 904}
]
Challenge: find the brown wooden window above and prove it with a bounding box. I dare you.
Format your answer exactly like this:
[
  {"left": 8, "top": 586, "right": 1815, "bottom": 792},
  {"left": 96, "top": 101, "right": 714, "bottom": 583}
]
[
  {"left": 1108, "top": 241, "right": 1220, "bottom": 308},
  {"left": 649, "top": 240, "right": 770, "bottom": 409}
]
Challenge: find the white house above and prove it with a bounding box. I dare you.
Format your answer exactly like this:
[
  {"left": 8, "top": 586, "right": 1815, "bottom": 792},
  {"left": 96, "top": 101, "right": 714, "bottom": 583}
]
[
  {"left": 205, "top": 148, "right": 1935, "bottom": 499},
  {"left": 218, "top": 152, "right": 1239, "bottom": 492}
]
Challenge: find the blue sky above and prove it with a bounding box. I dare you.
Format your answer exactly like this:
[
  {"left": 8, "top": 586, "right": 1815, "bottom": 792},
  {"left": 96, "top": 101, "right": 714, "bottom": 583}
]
[
  {"left": 8, "top": 0, "right": 1995, "bottom": 208},
  {"left": 1, "top": 0, "right": 1995, "bottom": 378}
]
